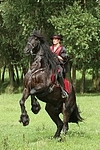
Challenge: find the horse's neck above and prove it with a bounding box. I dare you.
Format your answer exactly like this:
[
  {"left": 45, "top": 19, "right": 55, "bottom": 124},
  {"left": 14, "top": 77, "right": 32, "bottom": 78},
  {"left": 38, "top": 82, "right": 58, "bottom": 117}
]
[
  {"left": 33, "top": 48, "right": 43, "bottom": 60},
  {"left": 30, "top": 57, "right": 41, "bottom": 73},
  {"left": 30, "top": 49, "right": 43, "bottom": 71}
]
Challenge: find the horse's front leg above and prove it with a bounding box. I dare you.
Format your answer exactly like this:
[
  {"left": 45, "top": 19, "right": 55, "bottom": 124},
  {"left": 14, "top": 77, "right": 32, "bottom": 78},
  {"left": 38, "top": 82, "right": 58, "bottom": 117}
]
[
  {"left": 31, "top": 95, "right": 41, "bottom": 114},
  {"left": 19, "top": 88, "right": 30, "bottom": 126}
]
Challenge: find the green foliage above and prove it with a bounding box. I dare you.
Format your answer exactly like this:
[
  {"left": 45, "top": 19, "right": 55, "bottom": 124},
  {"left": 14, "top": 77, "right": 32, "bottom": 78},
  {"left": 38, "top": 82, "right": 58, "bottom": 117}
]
[
  {"left": 0, "top": 0, "right": 70, "bottom": 68},
  {"left": 0, "top": 0, "right": 100, "bottom": 91},
  {"left": 48, "top": 2, "right": 100, "bottom": 70}
]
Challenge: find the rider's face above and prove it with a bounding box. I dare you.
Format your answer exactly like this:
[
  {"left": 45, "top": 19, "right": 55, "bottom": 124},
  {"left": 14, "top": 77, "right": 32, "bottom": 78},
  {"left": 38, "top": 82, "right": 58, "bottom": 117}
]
[{"left": 52, "top": 38, "right": 60, "bottom": 45}]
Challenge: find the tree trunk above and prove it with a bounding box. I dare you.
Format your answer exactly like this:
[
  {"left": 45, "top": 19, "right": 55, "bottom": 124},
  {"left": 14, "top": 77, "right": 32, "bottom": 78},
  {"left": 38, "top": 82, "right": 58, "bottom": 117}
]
[
  {"left": 80, "top": 68, "right": 86, "bottom": 94},
  {"left": 1, "top": 65, "right": 6, "bottom": 83},
  {"left": 72, "top": 64, "right": 76, "bottom": 91},
  {"left": 0, "top": 68, "right": 1, "bottom": 81},
  {"left": 9, "top": 64, "right": 14, "bottom": 93},
  {"left": 15, "top": 65, "right": 19, "bottom": 84},
  {"left": 66, "top": 61, "right": 72, "bottom": 82},
  {"left": 21, "top": 66, "right": 28, "bottom": 80},
  {"left": 92, "top": 69, "right": 100, "bottom": 91}
]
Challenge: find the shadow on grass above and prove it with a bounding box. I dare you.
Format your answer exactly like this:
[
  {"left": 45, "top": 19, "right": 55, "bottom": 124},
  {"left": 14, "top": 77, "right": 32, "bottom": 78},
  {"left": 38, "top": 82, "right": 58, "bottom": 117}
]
[
  {"left": 67, "top": 130, "right": 93, "bottom": 140},
  {"left": 0, "top": 80, "right": 10, "bottom": 93},
  {"left": 0, "top": 78, "right": 100, "bottom": 95},
  {"left": 0, "top": 80, "right": 23, "bottom": 94}
]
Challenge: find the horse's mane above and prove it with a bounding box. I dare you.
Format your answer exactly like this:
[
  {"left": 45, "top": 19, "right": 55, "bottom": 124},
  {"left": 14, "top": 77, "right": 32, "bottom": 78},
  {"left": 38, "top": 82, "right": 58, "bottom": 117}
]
[
  {"left": 32, "top": 31, "right": 59, "bottom": 74},
  {"left": 40, "top": 38, "right": 59, "bottom": 73}
]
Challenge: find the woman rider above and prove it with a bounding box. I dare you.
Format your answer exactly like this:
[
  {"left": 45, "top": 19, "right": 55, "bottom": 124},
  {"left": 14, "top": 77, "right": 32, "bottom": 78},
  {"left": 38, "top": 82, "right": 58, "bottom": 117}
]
[{"left": 50, "top": 34, "right": 69, "bottom": 98}]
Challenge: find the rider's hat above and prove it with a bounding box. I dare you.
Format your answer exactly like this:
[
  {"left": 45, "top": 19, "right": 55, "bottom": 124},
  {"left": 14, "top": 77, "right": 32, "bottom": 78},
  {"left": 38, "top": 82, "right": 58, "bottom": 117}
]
[{"left": 51, "top": 34, "right": 63, "bottom": 40}]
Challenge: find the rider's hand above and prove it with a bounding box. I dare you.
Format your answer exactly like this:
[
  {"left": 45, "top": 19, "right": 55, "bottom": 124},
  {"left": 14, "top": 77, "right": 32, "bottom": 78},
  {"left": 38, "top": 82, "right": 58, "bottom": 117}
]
[{"left": 58, "top": 55, "right": 64, "bottom": 61}]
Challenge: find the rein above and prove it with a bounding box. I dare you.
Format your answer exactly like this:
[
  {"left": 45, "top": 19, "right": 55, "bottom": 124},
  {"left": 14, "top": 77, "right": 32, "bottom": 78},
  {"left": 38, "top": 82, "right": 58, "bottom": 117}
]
[
  {"left": 36, "top": 84, "right": 55, "bottom": 98},
  {"left": 28, "top": 40, "right": 41, "bottom": 56},
  {"left": 28, "top": 42, "right": 35, "bottom": 55},
  {"left": 31, "top": 68, "right": 46, "bottom": 75}
]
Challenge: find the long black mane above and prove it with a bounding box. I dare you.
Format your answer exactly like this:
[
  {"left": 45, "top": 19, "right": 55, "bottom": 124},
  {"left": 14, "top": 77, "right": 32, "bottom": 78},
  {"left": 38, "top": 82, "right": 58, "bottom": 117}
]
[
  {"left": 41, "top": 39, "right": 59, "bottom": 74},
  {"left": 31, "top": 31, "right": 59, "bottom": 74}
]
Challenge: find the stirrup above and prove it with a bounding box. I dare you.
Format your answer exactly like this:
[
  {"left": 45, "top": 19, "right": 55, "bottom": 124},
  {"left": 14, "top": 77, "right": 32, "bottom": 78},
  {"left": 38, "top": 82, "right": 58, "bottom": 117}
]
[
  {"left": 49, "top": 84, "right": 55, "bottom": 92},
  {"left": 62, "top": 90, "right": 68, "bottom": 98},
  {"left": 30, "top": 89, "right": 36, "bottom": 94}
]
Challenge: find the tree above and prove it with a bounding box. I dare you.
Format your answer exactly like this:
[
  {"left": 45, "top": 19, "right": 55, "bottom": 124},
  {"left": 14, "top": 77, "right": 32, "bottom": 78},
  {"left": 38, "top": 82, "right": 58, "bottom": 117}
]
[
  {"left": 0, "top": 0, "right": 26, "bottom": 91},
  {"left": 0, "top": 0, "right": 100, "bottom": 93},
  {"left": 48, "top": 2, "right": 100, "bottom": 92}
]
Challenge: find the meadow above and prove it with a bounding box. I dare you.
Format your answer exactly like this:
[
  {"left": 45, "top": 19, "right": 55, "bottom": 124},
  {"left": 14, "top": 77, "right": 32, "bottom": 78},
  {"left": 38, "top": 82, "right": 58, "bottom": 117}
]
[{"left": 0, "top": 93, "right": 100, "bottom": 150}]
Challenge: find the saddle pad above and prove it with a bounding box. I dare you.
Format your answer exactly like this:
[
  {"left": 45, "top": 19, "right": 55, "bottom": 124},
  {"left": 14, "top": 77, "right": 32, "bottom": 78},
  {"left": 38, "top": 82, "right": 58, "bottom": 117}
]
[
  {"left": 51, "top": 74, "right": 55, "bottom": 83},
  {"left": 64, "top": 78, "right": 70, "bottom": 94},
  {"left": 51, "top": 74, "right": 70, "bottom": 94}
]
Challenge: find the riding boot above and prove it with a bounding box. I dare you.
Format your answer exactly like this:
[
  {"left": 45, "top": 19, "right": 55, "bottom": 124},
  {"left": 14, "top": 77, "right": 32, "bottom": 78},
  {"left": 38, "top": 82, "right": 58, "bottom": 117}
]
[{"left": 58, "top": 75, "right": 68, "bottom": 98}]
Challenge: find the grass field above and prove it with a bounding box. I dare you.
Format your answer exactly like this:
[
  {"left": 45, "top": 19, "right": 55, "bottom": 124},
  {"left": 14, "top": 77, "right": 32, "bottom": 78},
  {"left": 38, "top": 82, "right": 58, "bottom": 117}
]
[{"left": 0, "top": 93, "right": 100, "bottom": 150}]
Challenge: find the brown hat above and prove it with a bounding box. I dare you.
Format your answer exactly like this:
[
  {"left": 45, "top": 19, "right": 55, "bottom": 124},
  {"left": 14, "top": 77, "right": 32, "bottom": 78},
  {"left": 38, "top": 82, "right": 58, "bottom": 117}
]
[{"left": 51, "top": 34, "right": 63, "bottom": 40}]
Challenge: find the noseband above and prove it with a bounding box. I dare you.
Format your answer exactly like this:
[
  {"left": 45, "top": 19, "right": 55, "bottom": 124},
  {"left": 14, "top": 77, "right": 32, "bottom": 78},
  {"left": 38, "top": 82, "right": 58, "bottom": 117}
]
[{"left": 28, "top": 39, "right": 40, "bottom": 56}]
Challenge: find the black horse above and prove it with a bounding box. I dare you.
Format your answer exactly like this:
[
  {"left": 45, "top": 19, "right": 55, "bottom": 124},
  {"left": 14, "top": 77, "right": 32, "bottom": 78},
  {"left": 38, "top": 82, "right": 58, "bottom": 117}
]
[{"left": 19, "top": 30, "right": 83, "bottom": 138}]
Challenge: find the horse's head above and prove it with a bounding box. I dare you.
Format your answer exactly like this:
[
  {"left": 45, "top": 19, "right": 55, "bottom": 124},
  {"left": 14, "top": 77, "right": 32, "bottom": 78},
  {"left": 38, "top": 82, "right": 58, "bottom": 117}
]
[
  {"left": 24, "top": 35, "right": 40, "bottom": 55},
  {"left": 24, "top": 30, "right": 59, "bottom": 74},
  {"left": 24, "top": 30, "right": 44, "bottom": 56}
]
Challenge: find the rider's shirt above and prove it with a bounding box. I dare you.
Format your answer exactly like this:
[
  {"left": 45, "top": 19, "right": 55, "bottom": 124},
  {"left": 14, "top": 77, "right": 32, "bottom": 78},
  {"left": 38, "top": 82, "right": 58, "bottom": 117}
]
[{"left": 50, "top": 45, "right": 68, "bottom": 73}]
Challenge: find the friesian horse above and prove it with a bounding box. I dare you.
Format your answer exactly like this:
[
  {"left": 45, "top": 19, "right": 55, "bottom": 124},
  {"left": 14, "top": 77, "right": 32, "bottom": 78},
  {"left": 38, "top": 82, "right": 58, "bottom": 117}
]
[{"left": 19, "top": 30, "right": 83, "bottom": 138}]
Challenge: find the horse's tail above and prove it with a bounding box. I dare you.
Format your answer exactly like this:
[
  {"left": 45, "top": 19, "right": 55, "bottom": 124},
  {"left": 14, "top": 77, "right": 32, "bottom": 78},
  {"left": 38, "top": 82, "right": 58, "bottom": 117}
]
[
  {"left": 65, "top": 86, "right": 84, "bottom": 124},
  {"left": 69, "top": 105, "right": 83, "bottom": 123}
]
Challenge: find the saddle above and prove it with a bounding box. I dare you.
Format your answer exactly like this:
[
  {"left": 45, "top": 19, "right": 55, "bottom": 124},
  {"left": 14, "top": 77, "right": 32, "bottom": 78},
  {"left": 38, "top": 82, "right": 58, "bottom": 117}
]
[{"left": 51, "top": 74, "right": 70, "bottom": 94}]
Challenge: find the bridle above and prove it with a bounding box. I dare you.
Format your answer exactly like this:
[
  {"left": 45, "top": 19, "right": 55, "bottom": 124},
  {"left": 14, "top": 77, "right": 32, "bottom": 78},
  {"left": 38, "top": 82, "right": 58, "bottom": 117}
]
[
  {"left": 28, "top": 42, "right": 35, "bottom": 55},
  {"left": 27, "top": 39, "right": 40, "bottom": 56}
]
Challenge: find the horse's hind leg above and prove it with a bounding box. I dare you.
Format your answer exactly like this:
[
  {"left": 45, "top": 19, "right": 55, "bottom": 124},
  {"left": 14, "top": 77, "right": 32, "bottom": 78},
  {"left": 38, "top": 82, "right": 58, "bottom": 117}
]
[
  {"left": 19, "top": 88, "right": 30, "bottom": 126},
  {"left": 62, "top": 102, "right": 69, "bottom": 134},
  {"left": 45, "top": 103, "right": 63, "bottom": 138},
  {"left": 31, "top": 95, "right": 41, "bottom": 114},
  {"left": 62, "top": 87, "right": 77, "bottom": 134}
]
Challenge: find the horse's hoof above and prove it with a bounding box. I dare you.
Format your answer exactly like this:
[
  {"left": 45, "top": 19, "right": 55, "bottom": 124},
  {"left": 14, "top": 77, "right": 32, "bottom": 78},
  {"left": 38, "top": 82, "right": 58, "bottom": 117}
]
[
  {"left": 31, "top": 105, "right": 41, "bottom": 114},
  {"left": 19, "top": 119, "right": 29, "bottom": 126},
  {"left": 19, "top": 119, "right": 22, "bottom": 123},
  {"left": 53, "top": 135, "right": 62, "bottom": 141},
  {"left": 53, "top": 134, "right": 60, "bottom": 139},
  {"left": 23, "top": 121, "right": 29, "bottom": 126},
  {"left": 19, "top": 114, "right": 30, "bottom": 126}
]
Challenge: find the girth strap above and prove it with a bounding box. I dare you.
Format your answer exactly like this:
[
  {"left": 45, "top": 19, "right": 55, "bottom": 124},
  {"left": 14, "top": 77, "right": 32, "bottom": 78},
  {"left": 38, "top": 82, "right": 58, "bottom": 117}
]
[{"left": 35, "top": 84, "right": 55, "bottom": 98}]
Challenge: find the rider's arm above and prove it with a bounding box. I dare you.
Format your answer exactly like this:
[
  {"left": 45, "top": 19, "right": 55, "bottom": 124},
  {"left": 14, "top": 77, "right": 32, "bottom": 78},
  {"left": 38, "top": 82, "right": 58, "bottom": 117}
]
[{"left": 59, "top": 47, "right": 68, "bottom": 63}]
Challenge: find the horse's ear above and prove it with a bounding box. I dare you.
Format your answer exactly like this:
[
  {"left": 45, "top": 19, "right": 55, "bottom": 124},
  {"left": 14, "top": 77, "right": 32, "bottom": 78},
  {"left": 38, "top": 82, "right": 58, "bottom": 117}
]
[
  {"left": 32, "top": 29, "right": 36, "bottom": 33},
  {"left": 30, "top": 29, "right": 35, "bottom": 36},
  {"left": 38, "top": 29, "right": 42, "bottom": 34},
  {"left": 32, "top": 29, "right": 41, "bottom": 35}
]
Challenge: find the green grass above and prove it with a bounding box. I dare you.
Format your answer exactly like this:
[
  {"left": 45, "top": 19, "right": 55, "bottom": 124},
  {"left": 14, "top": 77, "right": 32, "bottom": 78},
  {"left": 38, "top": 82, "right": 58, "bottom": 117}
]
[{"left": 0, "top": 93, "right": 100, "bottom": 150}]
